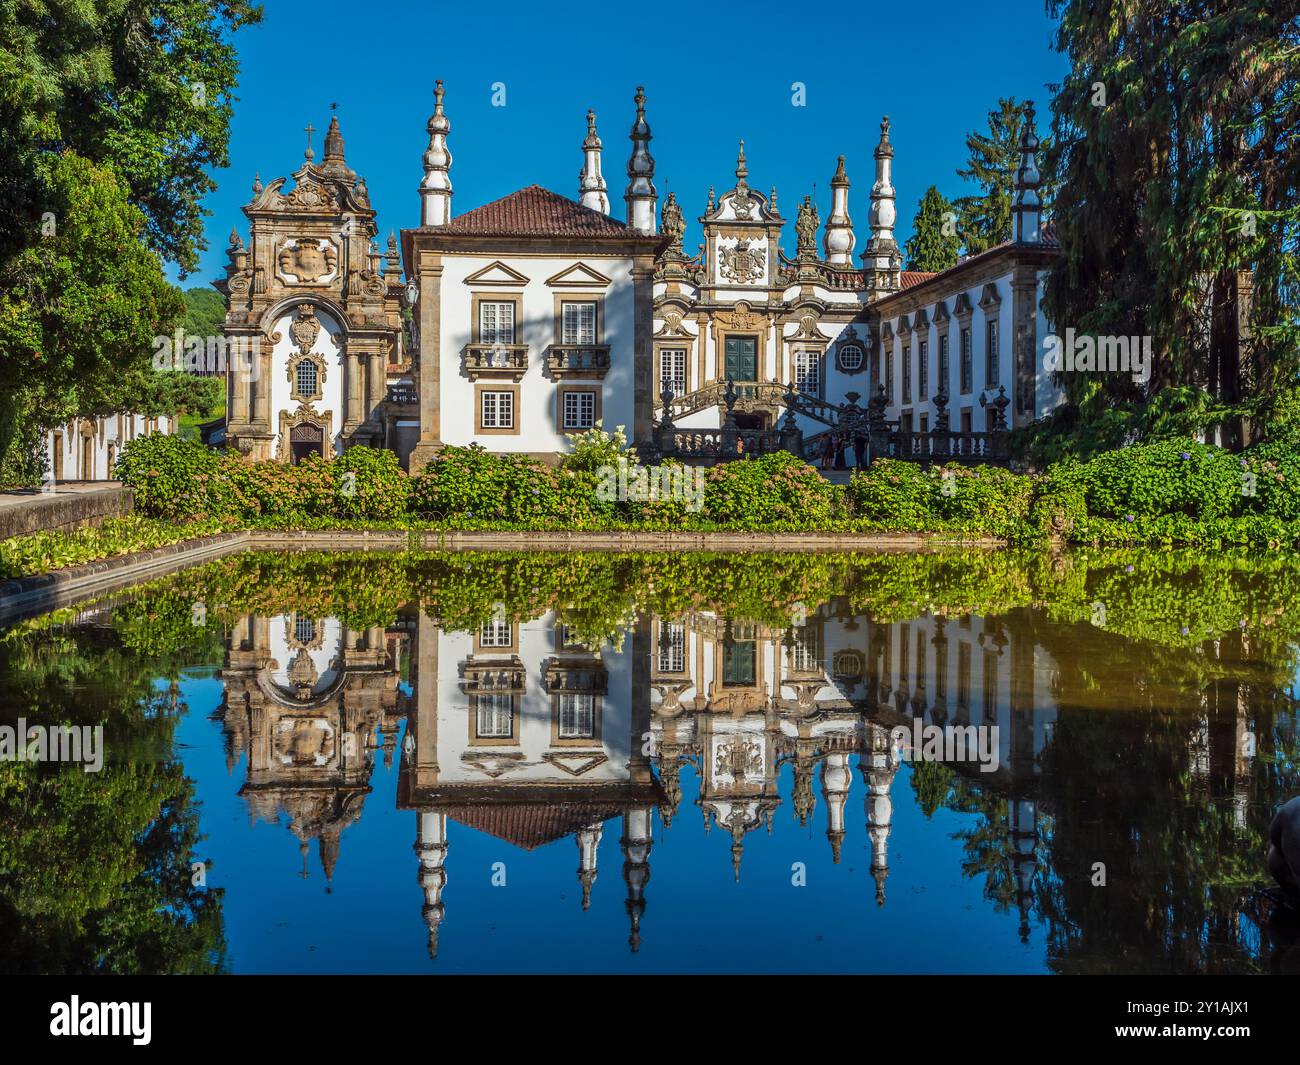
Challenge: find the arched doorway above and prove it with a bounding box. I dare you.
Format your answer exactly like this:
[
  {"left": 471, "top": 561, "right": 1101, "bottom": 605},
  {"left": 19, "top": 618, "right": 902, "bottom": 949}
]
[{"left": 289, "top": 422, "right": 324, "bottom": 464}]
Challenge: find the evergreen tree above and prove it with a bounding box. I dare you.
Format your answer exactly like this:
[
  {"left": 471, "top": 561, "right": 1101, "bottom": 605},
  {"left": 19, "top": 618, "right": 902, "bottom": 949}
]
[
  {"left": 904, "top": 185, "right": 961, "bottom": 272},
  {"left": 1042, "top": 0, "right": 1300, "bottom": 452},
  {"left": 955, "top": 98, "right": 1036, "bottom": 256}
]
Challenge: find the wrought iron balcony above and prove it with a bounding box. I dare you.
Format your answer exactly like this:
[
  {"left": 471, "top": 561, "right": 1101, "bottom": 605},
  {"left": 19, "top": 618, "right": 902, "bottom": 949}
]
[
  {"left": 546, "top": 344, "right": 611, "bottom": 379},
  {"left": 464, "top": 343, "right": 528, "bottom": 380}
]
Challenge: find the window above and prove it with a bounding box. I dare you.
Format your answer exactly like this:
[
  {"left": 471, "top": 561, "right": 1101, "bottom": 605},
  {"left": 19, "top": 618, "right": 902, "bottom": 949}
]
[
  {"left": 294, "top": 616, "right": 316, "bottom": 644},
  {"left": 957, "top": 642, "right": 972, "bottom": 716},
  {"left": 558, "top": 692, "right": 595, "bottom": 739},
  {"left": 960, "top": 328, "right": 973, "bottom": 393},
  {"left": 983, "top": 651, "right": 999, "bottom": 721},
  {"left": 295, "top": 360, "right": 318, "bottom": 398},
  {"left": 658, "top": 622, "right": 685, "bottom": 672},
  {"left": 790, "top": 627, "right": 820, "bottom": 672},
  {"left": 724, "top": 336, "right": 757, "bottom": 381},
  {"left": 723, "top": 639, "right": 756, "bottom": 686},
  {"left": 562, "top": 390, "right": 596, "bottom": 430},
  {"left": 885, "top": 349, "right": 894, "bottom": 401},
  {"left": 479, "top": 301, "right": 515, "bottom": 345},
  {"left": 793, "top": 351, "right": 821, "bottom": 395},
  {"left": 939, "top": 335, "right": 950, "bottom": 393},
  {"left": 918, "top": 340, "right": 928, "bottom": 400},
  {"left": 562, "top": 301, "right": 596, "bottom": 344},
  {"left": 985, "top": 320, "right": 999, "bottom": 386},
  {"left": 902, "top": 345, "right": 912, "bottom": 403},
  {"left": 480, "top": 618, "right": 512, "bottom": 647},
  {"left": 960, "top": 408, "right": 972, "bottom": 435},
  {"left": 838, "top": 343, "right": 864, "bottom": 372},
  {"left": 660, "top": 349, "right": 687, "bottom": 399},
  {"left": 480, "top": 390, "right": 514, "bottom": 430},
  {"left": 475, "top": 693, "right": 513, "bottom": 738}
]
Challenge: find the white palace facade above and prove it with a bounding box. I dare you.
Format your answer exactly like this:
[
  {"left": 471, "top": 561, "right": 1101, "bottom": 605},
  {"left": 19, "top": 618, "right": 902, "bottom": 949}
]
[{"left": 219, "top": 86, "right": 1063, "bottom": 468}]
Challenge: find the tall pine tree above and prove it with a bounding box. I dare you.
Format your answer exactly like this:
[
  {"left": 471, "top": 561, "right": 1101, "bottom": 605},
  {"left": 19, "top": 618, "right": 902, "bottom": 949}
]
[
  {"left": 905, "top": 186, "right": 961, "bottom": 272},
  {"left": 1043, "top": 0, "right": 1300, "bottom": 451}
]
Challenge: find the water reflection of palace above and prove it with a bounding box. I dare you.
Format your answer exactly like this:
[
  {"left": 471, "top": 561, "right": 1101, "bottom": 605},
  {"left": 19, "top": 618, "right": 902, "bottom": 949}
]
[{"left": 212, "top": 602, "right": 1264, "bottom": 959}]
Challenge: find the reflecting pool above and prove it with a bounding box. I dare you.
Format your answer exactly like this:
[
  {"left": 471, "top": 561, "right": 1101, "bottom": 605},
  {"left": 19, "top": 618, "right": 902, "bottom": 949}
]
[{"left": 2, "top": 548, "right": 1299, "bottom": 974}]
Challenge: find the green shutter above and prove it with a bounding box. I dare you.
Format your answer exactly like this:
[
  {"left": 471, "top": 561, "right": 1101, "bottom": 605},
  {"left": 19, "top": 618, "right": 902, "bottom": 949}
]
[{"left": 724, "top": 337, "right": 757, "bottom": 381}]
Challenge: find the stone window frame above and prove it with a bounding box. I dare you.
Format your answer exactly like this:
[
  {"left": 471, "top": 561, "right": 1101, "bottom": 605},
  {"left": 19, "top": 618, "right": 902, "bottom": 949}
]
[
  {"left": 556, "top": 384, "right": 602, "bottom": 434},
  {"left": 955, "top": 292, "right": 975, "bottom": 396},
  {"left": 470, "top": 291, "right": 523, "bottom": 346},
  {"left": 790, "top": 345, "right": 826, "bottom": 397},
  {"left": 653, "top": 620, "right": 688, "bottom": 676},
  {"left": 475, "top": 383, "right": 521, "bottom": 436},
  {"left": 550, "top": 690, "right": 604, "bottom": 745},
  {"left": 473, "top": 619, "right": 518, "bottom": 655},
  {"left": 654, "top": 340, "right": 693, "bottom": 401},
  {"left": 978, "top": 283, "right": 1002, "bottom": 390},
  {"left": 833, "top": 325, "right": 868, "bottom": 375},
  {"left": 287, "top": 350, "right": 327, "bottom": 405},
  {"left": 552, "top": 292, "right": 606, "bottom": 345},
  {"left": 468, "top": 690, "right": 520, "bottom": 746}
]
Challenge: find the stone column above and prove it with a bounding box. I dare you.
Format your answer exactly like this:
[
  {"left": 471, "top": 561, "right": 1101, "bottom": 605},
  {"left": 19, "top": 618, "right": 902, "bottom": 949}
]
[
  {"left": 1011, "top": 266, "right": 1038, "bottom": 427},
  {"left": 346, "top": 349, "right": 364, "bottom": 430},
  {"left": 368, "top": 350, "right": 385, "bottom": 431},
  {"left": 409, "top": 249, "right": 443, "bottom": 471},
  {"left": 632, "top": 253, "right": 655, "bottom": 447}
]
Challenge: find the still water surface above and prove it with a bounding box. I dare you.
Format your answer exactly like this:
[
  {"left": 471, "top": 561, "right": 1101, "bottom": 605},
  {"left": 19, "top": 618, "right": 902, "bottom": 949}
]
[{"left": 2, "top": 548, "right": 1298, "bottom": 973}]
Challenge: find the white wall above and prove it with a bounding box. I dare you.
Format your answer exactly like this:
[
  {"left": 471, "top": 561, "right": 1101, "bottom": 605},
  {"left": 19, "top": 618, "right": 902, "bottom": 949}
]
[
  {"left": 268, "top": 307, "right": 346, "bottom": 458},
  {"left": 43, "top": 413, "right": 175, "bottom": 482},
  {"left": 439, "top": 254, "right": 638, "bottom": 453}
]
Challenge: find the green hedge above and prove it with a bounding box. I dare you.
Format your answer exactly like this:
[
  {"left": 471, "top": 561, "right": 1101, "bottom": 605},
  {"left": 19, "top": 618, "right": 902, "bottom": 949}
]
[{"left": 105, "top": 429, "right": 1300, "bottom": 546}]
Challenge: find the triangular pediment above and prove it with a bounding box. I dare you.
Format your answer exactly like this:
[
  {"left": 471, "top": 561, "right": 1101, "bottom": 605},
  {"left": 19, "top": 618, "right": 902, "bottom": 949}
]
[
  {"left": 461, "top": 751, "right": 528, "bottom": 778},
  {"left": 463, "top": 261, "right": 531, "bottom": 287},
  {"left": 542, "top": 751, "right": 609, "bottom": 776},
  {"left": 545, "top": 262, "right": 612, "bottom": 288}
]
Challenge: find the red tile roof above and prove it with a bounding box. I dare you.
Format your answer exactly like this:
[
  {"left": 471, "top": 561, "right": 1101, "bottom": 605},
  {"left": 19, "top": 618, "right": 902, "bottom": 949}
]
[
  {"left": 900, "top": 270, "right": 938, "bottom": 289},
  {"left": 440, "top": 801, "right": 625, "bottom": 851},
  {"left": 430, "top": 185, "right": 645, "bottom": 240}
]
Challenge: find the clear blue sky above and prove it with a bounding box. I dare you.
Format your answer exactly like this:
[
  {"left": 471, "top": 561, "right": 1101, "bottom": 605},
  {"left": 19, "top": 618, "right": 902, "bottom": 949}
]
[{"left": 178, "top": 0, "right": 1068, "bottom": 285}]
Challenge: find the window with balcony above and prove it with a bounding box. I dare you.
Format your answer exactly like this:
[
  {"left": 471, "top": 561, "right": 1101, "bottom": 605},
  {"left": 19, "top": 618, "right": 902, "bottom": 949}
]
[
  {"left": 561, "top": 301, "right": 596, "bottom": 345},
  {"left": 479, "top": 301, "right": 515, "bottom": 345}
]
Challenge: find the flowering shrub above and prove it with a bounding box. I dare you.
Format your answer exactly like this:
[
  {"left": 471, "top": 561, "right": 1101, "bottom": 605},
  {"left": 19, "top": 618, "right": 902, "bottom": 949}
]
[
  {"left": 410, "top": 445, "right": 564, "bottom": 524},
  {"left": 1240, "top": 438, "right": 1300, "bottom": 521},
  {"left": 332, "top": 446, "right": 409, "bottom": 522},
  {"left": 703, "top": 451, "right": 840, "bottom": 528},
  {"left": 115, "top": 434, "right": 240, "bottom": 521},
  {"left": 847, "top": 460, "right": 938, "bottom": 528},
  {"left": 560, "top": 421, "right": 636, "bottom": 474},
  {"left": 1074, "top": 439, "right": 1243, "bottom": 519},
  {"left": 109, "top": 431, "right": 1300, "bottom": 546},
  {"left": 933, "top": 464, "right": 1035, "bottom": 536}
]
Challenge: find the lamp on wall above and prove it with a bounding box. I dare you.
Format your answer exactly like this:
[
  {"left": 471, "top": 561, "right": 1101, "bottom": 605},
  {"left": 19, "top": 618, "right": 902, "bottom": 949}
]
[{"left": 404, "top": 280, "right": 419, "bottom": 307}]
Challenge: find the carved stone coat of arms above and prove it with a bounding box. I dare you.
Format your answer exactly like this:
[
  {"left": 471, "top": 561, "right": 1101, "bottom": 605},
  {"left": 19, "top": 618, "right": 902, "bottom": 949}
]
[
  {"left": 278, "top": 238, "right": 338, "bottom": 284},
  {"left": 718, "top": 239, "right": 766, "bottom": 284}
]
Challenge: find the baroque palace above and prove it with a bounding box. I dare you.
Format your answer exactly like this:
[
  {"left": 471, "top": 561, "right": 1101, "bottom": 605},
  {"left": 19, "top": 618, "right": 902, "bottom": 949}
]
[{"left": 215, "top": 85, "right": 1062, "bottom": 467}]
